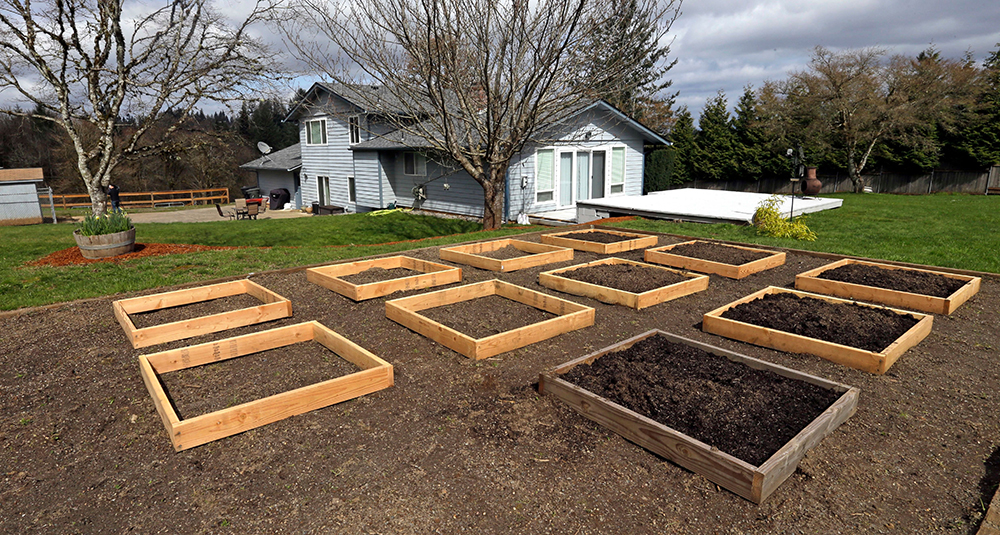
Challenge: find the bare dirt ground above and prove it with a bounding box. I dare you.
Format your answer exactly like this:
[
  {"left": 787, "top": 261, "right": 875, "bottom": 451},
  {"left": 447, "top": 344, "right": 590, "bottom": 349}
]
[{"left": 2, "top": 226, "right": 998, "bottom": 534}]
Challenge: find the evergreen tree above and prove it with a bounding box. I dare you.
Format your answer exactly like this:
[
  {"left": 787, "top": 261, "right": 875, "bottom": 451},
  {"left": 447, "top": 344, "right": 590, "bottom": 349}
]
[
  {"left": 692, "top": 92, "right": 738, "bottom": 181},
  {"left": 643, "top": 147, "right": 674, "bottom": 192},
  {"left": 667, "top": 107, "right": 696, "bottom": 184},
  {"left": 957, "top": 44, "right": 1000, "bottom": 166}
]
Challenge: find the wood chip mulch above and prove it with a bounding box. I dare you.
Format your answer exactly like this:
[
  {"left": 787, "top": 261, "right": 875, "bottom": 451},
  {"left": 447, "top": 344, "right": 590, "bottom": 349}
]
[{"left": 26, "top": 243, "right": 240, "bottom": 267}]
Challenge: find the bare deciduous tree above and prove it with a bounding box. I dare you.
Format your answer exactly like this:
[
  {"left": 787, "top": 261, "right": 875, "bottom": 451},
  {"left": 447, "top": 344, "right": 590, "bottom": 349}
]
[
  {"left": 761, "top": 46, "right": 977, "bottom": 192},
  {"left": 279, "top": 0, "right": 680, "bottom": 229},
  {"left": 0, "top": 0, "right": 279, "bottom": 214}
]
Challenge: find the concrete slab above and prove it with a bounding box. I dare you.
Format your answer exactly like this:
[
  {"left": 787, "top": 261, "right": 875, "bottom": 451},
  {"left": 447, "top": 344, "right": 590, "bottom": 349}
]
[{"left": 574, "top": 188, "right": 843, "bottom": 224}]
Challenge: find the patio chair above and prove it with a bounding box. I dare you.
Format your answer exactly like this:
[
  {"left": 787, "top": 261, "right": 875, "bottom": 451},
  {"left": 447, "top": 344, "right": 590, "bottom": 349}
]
[
  {"left": 216, "top": 203, "right": 235, "bottom": 220},
  {"left": 235, "top": 198, "right": 249, "bottom": 220},
  {"left": 246, "top": 202, "right": 259, "bottom": 220}
]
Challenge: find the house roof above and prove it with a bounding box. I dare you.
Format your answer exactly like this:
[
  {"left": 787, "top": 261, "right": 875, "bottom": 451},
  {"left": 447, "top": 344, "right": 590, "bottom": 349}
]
[
  {"left": 286, "top": 82, "right": 429, "bottom": 122},
  {"left": 239, "top": 143, "right": 302, "bottom": 172},
  {"left": 0, "top": 167, "right": 44, "bottom": 183},
  {"left": 350, "top": 99, "right": 669, "bottom": 151}
]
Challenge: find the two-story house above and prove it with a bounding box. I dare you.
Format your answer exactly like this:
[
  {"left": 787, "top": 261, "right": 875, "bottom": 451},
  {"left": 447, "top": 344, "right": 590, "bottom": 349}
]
[{"left": 240, "top": 83, "right": 668, "bottom": 222}]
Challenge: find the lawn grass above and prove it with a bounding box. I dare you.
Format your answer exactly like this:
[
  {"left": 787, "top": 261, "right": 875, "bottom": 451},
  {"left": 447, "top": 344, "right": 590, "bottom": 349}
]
[
  {"left": 3, "top": 193, "right": 997, "bottom": 312},
  {"left": 609, "top": 193, "right": 1000, "bottom": 274},
  {"left": 0, "top": 211, "right": 535, "bottom": 311}
]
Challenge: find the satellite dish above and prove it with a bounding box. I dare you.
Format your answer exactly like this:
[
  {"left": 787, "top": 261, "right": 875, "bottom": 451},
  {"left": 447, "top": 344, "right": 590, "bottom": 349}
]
[{"left": 257, "top": 141, "right": 272, "bottom": 155}]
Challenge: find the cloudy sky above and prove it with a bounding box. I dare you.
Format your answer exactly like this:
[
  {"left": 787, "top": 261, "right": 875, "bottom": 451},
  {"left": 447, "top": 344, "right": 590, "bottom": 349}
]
[{"left": 667, "top": 0, "right": 1000, "bottom": 118}]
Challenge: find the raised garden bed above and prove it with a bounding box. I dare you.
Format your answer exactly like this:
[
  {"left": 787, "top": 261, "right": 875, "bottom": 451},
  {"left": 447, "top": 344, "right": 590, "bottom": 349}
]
[
  {"left": 385, "top": 279, "right": 594, "bottom": 359},
  {"left": 539, "top": 330, "right": 859, "bottom": 504},
  {"left": 139, "top": 321, "right": 393, "bottom": 451},
  {"left": 439, "top": 238, "right": 573, "bottom": 272},
  {"left": 306, "top": 255, "right": 461, "bottom": 301},
  {"left": 703, "top": 286, "right": 933, "bottom": 374},
  {"left": 539, "top": 258, "right": 709, "bottom": 309},
  {"left": 645, "top": 240, "right": 785, "bottom": 279},
  {"left": 112, "top": 279, "right": 292, "bottom": 349},
  {"left": 540, "top": 229, "right": 658, "bottom": 254},
  {"left": 795, "top": 258, "right": 981, "bottom": 315}
]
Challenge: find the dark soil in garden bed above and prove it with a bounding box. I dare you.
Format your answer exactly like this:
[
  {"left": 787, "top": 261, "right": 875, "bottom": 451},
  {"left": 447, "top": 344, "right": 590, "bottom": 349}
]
[
  {"left": 3, "top": 226, "right": 998, "bottom": 534},
  {"left": 558, "top": 262, "right": 690, "bottom": 293},
  {"left": 339, "top": 266, "right": 416, "bottom": 285},
  {"left": 668, "top": 241, "right": 773, "bottom": 265},
  {"left": 561, "top": 334, "right": 841, "bottom": 466},
  {"left": 418, "top": 294, "right": 557, "bottom": 339},
  {"left": 475, "top": 244, "right": 531, "bottom": 260},
  {"left": 160, "top": 340, "right": 361, "bottom": 420},
  {"left": 561, "top": 230, "right": 635, "bottom": 243},
  {"left": 129, "top": 293, "right": 264, "bottom": 329},
  {"left": 817, "top": 262, "right": 967, "bottom": 298},
  {"left": 720, "top": 292, "right": 920, "bottom": 352}
]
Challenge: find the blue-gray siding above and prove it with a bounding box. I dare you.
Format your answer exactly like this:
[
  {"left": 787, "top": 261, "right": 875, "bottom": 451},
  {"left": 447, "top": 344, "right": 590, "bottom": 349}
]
[{"left": 0, "top": 183, "right": 43, "bottom": 225}]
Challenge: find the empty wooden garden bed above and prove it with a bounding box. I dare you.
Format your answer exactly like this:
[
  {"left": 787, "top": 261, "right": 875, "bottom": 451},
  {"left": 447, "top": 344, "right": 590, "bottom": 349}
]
[
  {"left": 439, "top": 238, "right": 573, "bottom": 272},
  {"left": 385, "top": 279, "right": 594, "bottom": 359},
  {"left": 112, "top": 279, "right": 292, "bottom": 349},
  {"left": 139, "top": 321, "right": 393, "bottom": 451},
  {"left": 307, "top": 255, "right": 461, "bottom": 301}
]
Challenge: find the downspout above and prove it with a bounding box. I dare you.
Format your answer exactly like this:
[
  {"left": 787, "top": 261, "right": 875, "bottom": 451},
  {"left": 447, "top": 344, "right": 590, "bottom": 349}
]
[{"left": 504, "top": 167, "right": 510, "bottom": 223}]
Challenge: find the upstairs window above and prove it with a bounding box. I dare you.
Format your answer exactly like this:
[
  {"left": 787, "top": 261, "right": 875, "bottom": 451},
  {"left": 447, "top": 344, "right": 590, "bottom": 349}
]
[
  {"left": 349, "top": 116, "right": 361, "bottom": 145},
  {"left": 306, "top": 119, "right": 327, "bottom": 145},
  {"left": 404, "top": 152, "right": 426, "bottom": 176}
]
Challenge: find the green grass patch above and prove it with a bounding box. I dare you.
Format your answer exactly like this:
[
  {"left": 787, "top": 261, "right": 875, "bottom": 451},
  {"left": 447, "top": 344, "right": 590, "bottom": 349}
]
[
  {"left": 0, "top": 211, "right": 535, "bottom": 311},
  {"left": 609, "top": 193, "right": 1000, "bottom": 274}
]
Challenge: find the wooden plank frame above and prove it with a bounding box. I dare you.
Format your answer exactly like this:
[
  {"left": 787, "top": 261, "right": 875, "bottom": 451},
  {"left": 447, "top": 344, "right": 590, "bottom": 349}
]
[
  {"left": 539, "top": 229, "right": 658, "bottom": 254},
  {"left": 113, "top": 279, "right": 292, "bottom": 349},
  {"left": 439, "top": 238, "right": 573, "bottom": 272},
  {"left": 794, "top": 258, "right": 981, "bottom": 315},
  {"left": 306, "top": 255, "right": 462, "bottom": 301},
  {"left": 538, "top": 257, "right": 709, "bottom": 309},
  {"left": 645, "top": 240, "right": 786, "bottom": 279},
  {"left": 385, "top": 279, "right": 595, "bottom": 359},
  {"left": 539, "top": 330, "right": 859, "bottom": 504},
  {"left": 139, "top": 321, "right": 393, "bottom": 451},
  {"left": 702, "top": 286, "right": 933, "bottom": 374}
]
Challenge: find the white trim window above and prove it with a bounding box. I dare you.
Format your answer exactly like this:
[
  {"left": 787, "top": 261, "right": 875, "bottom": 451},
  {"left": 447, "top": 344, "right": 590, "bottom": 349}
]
[
  {"left": 306, "top": 119, "right": 327, "bottom": 145},
  {"left": 610, "top": 146, "right": 626, "bottom": 195},
  {"left": 349, "top": 116, "right": 361, "bottom": 145},
  {"left": 404, "top": 152, "right": 426, "bottom": 176},
  {"left": 535, "top": 149, "right": 555, "bottom": 203}
]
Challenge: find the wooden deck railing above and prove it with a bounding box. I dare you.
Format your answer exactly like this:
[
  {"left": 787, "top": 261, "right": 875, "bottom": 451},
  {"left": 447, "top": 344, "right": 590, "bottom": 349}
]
[{"left": 39, "top": 188, "right": 230, "bottom": 209}]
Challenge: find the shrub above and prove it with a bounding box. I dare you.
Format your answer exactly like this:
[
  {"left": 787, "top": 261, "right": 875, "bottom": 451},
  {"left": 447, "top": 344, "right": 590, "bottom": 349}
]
[
  {"left": 77, "top": 211, "right": 133, "bottom": 236},
  {"left": 752, "top": 195, "right": 817, "bottom": 241}
]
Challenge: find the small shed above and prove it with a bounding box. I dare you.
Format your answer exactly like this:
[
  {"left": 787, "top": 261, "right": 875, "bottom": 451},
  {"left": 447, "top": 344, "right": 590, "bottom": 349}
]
[{"left": 0, "top": 168, "right": 51, "bottom": 226}]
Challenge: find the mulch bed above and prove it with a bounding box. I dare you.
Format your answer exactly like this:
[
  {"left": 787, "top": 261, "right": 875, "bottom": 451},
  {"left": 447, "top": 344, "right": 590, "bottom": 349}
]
[
  {"left": 667, "top": 241, "right": 772, "bottom": 265},
  {"left": 563, "top": 231, "right": 635, "bottom": 243},
  {"left": 561, "top": 333, "right": 840, "bottom": 466},
  {"left": 129, "top": 293, "right": 263, "bottom": 329},
  {"left": 26, "top": 243, "right": 239, "bottom": 267},
  {"left": 817, "top": 262, "right": 967, "bottom": 298},
  {"left": 720, "top": 292, "right": 920, "bottom": 352},
  {"left": 3, "top": 226, "right": 999, "bottom": 534},
  {"left": 339, "top": 267, "right": 417, "bottom": 285},
  {"left": 475, "top": 245, "right": 531, "bottom": 260},
  {"left": 418, "top": 294, "right": 557, "bottom": 339},
  {"left": 558, "top": 262, "right": 690, "bottom": 293}
]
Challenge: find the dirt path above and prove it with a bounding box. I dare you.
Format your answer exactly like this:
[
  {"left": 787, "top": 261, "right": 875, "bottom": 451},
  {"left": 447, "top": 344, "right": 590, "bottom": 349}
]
[{"left": 1, "top": 228, "right": 997, "bottom": 534}]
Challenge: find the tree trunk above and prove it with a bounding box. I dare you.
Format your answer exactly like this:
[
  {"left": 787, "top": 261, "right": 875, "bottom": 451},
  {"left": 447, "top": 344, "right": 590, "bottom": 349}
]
[
  {"left": 847, "top": 148, "right": 867, "bottom": 193},
  {"left": 481, "top": 166, "right": 507, "bottom": 230},
  {"left": 86, "top": 180, "right": 109, "bottom": 215}
]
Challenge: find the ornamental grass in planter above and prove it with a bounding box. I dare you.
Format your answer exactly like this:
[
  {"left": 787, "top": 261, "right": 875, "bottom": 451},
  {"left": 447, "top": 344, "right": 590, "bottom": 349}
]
[{"left": 73, "top": 211, "right": 136, "bottom": 259}]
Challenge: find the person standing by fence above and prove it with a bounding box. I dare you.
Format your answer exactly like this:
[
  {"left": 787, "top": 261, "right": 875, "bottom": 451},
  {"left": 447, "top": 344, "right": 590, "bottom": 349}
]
[{"left": 108, "top": 183, "right": 121, "bottom": 212}]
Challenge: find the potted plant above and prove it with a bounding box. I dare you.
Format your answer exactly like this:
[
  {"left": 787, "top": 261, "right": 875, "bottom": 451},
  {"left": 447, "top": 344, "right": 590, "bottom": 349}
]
[{"left": 73, "top": 211, "right": 136, "bottom": 259}]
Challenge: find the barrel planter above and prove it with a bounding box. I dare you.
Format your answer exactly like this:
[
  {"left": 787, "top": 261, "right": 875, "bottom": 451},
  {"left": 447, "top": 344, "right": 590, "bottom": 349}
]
[{"left": 73, "top": 227, "right": 136, "bottom": 259}]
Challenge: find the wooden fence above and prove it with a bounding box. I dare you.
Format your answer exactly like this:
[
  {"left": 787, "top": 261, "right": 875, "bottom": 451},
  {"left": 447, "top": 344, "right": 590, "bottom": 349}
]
[
  {"left": 667, "top": 166, "right": 1000, "bottom": 195},
  {"left": 39, "top": 188, "right": 230, "bottom": 209}
]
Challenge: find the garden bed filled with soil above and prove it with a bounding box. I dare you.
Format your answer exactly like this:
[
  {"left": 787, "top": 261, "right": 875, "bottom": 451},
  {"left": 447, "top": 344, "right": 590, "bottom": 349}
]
[
  {"left": 646, "top": 240, "right": 786, "bottom": 279},
  {"left": 2, "top": 225, "right": 998, "bottom": 534}
]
